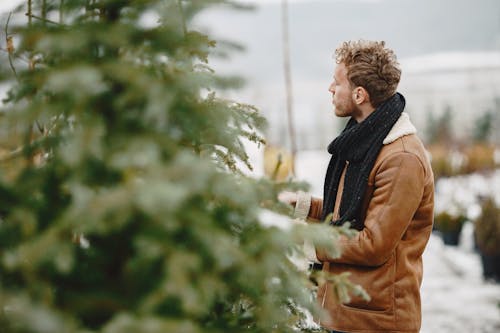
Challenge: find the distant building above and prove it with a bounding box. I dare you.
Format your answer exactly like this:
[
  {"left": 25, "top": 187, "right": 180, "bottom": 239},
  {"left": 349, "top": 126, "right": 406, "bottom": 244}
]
[{"left": 399, "top": 52, "right": 500, "bottom": 144}]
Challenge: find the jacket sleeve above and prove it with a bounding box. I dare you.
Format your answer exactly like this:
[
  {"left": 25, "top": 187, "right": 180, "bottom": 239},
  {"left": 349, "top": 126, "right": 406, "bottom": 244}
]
[{"left": 316, "top": 152, "right": 425, "bottom": 266}]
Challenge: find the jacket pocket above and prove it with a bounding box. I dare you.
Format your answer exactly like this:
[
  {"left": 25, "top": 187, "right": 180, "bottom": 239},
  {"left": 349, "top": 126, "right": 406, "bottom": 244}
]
[{"left": 341, "top": 252, "right": 395, "bottom": 313}]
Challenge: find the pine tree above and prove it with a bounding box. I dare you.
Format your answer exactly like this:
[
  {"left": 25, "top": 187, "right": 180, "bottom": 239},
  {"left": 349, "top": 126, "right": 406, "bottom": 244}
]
[
  {"left": 425, "top": 105, "right": 454, "bottom": 145},
  {"left": 473, "top": 110, "right": 493, "bottom": 143},
  {"left": 0, "top": 1, "right": 363, "bottom": 332}
]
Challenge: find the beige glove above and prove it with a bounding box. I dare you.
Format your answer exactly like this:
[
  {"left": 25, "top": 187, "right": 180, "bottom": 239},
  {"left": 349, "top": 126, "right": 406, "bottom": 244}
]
[
  {"left": 278, "top": 191, "right": 311, "bottom": 220},
  {"left": 278, "top": 191, "right": 319, "bottom": 263}
]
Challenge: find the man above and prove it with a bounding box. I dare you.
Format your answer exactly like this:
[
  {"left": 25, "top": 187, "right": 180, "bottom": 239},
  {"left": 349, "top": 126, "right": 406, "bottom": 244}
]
[{"left": 286, "top": 40, "right": 434, "bottom": 333}]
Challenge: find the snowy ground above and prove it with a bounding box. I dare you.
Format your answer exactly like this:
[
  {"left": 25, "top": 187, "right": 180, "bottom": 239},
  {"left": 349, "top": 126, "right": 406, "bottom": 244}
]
[
  {"left": 255, "top": 148, "right": 500, "bottom": 333},
  {"left": 421, "top": 170, "right": 500, "bottom": 332},
  {"left": 421, "top": 226, "right": 500, "bottom": 333}
]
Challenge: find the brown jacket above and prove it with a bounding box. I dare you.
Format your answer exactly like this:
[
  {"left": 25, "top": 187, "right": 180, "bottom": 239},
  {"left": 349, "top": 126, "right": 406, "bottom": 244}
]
[{"left": 308, "top": 114, "right": 434, "bottom": 333}]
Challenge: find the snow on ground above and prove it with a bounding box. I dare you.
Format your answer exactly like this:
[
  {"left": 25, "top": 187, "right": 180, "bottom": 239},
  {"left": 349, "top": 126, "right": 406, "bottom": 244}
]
[
  {"left": 421, "top": 228, "right": 500, "bottom": 333},
  {"left": 256, "top": 148, "right": 500, "bottom": 332},
  {"left": 421, "top": 169, "right": 500, "bottom": 332}
]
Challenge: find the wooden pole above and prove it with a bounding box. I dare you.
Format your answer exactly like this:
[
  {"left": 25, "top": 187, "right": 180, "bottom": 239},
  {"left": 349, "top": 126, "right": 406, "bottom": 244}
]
[{"left": 281, "top": 0, "right": 297, "bottom": 175}]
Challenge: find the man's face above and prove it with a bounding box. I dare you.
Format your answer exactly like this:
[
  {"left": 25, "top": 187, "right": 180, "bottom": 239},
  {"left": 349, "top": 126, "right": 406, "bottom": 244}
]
[{"left": 328, "top": 63, "right": 359, "bottom": 119}]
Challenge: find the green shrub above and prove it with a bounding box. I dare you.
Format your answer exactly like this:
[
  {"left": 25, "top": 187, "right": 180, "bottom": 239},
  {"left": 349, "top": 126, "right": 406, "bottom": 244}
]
[
  {"left": 434, "top": 211, "right": 467, "bottom": 233},
  {"left": 475, "top": 198, "right": 500, "bottom": 255}
]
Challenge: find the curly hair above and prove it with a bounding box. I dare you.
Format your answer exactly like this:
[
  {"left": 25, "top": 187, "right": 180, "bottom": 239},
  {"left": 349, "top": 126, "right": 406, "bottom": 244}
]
[{"left": 335, "top": 40, "right": 401, "bottom": 107}]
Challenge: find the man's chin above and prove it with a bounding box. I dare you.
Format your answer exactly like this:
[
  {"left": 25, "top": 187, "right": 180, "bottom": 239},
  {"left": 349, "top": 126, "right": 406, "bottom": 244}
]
[{"left": 334, "top": 108, "right": 347, "bottom": 117}]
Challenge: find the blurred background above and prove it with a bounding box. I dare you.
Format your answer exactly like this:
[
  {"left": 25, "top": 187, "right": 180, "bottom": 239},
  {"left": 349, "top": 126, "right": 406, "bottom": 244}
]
[{"left": 195, "top": 0, "right": 500, "bottom": 151}]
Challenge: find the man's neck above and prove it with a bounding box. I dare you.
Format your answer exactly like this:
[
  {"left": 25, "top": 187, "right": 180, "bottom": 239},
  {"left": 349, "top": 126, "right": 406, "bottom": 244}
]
[{"left": 353, "top": 104, "right": 376, "bottom": 123}]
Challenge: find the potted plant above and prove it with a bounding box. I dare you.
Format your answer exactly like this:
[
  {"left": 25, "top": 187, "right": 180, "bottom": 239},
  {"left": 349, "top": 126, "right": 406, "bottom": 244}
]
[
  {"left": 474, "top": 198, "right": 500, "bottom": 282},
  {"left": 433, "top": 211, "right": 467, "bottom": 246}
]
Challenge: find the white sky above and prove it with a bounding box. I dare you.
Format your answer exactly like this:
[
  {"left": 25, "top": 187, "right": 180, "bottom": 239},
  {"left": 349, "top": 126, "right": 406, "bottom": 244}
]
[{"left": 0, "top": 1, "right": 23, "bottom": 14}]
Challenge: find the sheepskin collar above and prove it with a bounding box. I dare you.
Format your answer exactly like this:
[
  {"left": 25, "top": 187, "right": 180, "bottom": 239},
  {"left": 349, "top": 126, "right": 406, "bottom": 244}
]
[{"left": 383, "top": 112, "right": 417, "bottom": 145}]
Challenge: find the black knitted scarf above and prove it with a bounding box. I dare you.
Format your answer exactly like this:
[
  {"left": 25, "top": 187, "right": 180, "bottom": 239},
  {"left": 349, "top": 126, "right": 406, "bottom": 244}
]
[{"left": 321, "top": 93, "right": 406, "bottom": 230}]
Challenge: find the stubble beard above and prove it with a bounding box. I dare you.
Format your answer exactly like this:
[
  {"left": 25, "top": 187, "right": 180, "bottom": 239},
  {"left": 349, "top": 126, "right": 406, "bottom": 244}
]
[{"left": 333, "top": 99, "right": 354, "bottom": 118}]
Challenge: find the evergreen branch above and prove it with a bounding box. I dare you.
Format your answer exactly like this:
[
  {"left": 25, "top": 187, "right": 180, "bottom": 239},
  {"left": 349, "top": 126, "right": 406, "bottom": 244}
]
[
  {"left": 0, "top": 48, "right": 31, "bottom": 65},
  {"left": 5, "top": 12, "right": 18, "bottom": 80},
  {"left": 0, "top": 145, "right": 24, "bottom": 162},
  {"left": 26, "top": 124, "right": 35, "bottom": 165},
  {"left": 59, "top": 0, "right": 64, "bottom": 24},
  {"left": 28, "top": 0, "right": 32, "bottom": 26},
  {"left": 35, "top": 120, "right": 45, "bottom": 134},
  {"left": 0, "top": 120, "right": 57, "bottom": 163},
  {"left": 177, "top": 0, "right": 187, "bottom": 37},
  {"left": 42, "top": 0, "right": 47, "bottom": 24},
  {"left": 25, "top": 13, "right": 63, "bottom": 26}
]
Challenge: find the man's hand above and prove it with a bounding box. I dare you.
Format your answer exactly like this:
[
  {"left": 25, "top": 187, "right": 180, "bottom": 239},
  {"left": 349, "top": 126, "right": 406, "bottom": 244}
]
[
  {"left": 279, "top": 191, "right": 312, "bottom": 221},
  {"left": 278, "top": 191, "right": 298, "bottom": 207}
]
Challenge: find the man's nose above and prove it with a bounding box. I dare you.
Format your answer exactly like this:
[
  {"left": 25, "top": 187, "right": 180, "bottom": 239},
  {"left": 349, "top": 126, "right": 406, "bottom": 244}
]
[{"left": 329, "top": 83, "right": 335, "bottom": 93}]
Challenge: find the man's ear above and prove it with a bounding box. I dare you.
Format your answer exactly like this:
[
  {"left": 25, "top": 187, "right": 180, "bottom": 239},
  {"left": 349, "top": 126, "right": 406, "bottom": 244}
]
[{"left": 353, "top": 86, "right": 369, "bottom": 105}]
